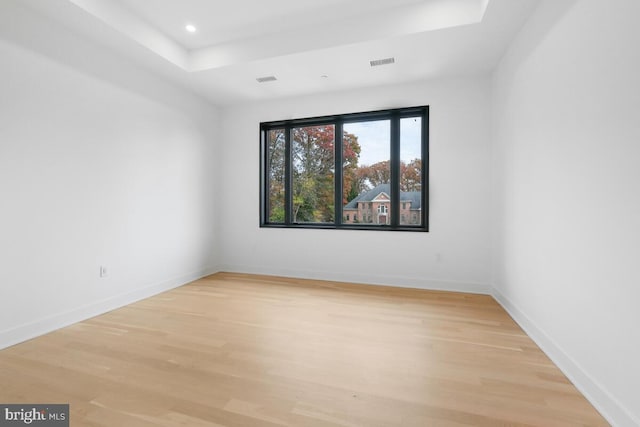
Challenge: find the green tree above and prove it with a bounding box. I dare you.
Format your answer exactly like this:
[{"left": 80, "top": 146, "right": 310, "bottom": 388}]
[{"left": 267, "top": 130, "right": 285, "bottom": 222}]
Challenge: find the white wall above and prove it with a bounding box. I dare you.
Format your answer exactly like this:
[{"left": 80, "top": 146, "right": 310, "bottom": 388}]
[
  {"left": 0, "top": 2, "right": 220, "bottom": 349},
  {"left": 491, "top": 1, "right": 640, "bottom": 425},
  {"left": 219, "top": 77, "right": 492, "bottom": 292}
]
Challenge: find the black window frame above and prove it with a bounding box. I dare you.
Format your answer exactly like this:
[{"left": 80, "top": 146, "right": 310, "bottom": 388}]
[{"left": 260, "top": 105, "right": 429, "bottom": 232}]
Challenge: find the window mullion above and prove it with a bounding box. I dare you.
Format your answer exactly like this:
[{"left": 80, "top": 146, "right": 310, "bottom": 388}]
[
  {"left": 390, "top": 113, "right": 400, "bottom": 228},
  {"left": 284, "top": 125, "right": 292, "bottom": 225},
  {"left": 260, "top": 128, "right": 267, "bottom": 224},
  {"left": 334, "top": 121, "right": 343, "bottom": 226},
  {"left": 422, "top": 107, "right": 429, "bottom": 231}
]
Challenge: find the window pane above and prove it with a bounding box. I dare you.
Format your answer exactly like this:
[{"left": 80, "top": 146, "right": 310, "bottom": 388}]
[
  {"left": 400, "top": 117, "right": 422, "bottom": 226},
  {"left": 292, "top": 125, "right": 335, "bottom": 223},
  {"left": 266, "top": 129, "right": 285, "bottom": 223},
  {"left": 342, "top": 120, "right": 390, "bottom": 225}
]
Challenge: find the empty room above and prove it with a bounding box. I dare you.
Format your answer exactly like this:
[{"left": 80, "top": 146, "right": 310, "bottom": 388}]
[{"left": 1, "top": 0, "right": 638, "bottom": 426}]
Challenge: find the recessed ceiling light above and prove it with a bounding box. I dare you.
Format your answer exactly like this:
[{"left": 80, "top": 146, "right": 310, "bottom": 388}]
[
  {"left": 320, "top": 75, "right": 329, "bottom": 78},
  {"left": 185, "top": 24, "right": 197, "bottom": 33}
]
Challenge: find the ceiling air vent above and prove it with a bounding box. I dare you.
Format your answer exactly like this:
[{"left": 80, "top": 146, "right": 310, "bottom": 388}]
[
  {"left": 256, "top": 76, "right": 277, "bottom": 83},
  {"left": 370, "top": 57, "right": 395, "bottom": 67}
]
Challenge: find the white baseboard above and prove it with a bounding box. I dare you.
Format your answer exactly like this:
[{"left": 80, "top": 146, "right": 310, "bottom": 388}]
[
  {"left": 0, "top": 265, "right": 221, "bottom": 351},
  {"left": 219, "top": 264, "right": 491, "bottom": 295},
  {"left": 492, "top": 287, "right": 639, "bottom": 427}
]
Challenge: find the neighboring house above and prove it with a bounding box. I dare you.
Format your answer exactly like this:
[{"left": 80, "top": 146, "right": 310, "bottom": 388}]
[{"left": 343, "top": 183, "right": 421, "bottom": 225}]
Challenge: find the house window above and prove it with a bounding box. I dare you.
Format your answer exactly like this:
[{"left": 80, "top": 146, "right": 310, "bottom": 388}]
[{"left": 260, "top": 106, "right": 429, "bottom": 231}]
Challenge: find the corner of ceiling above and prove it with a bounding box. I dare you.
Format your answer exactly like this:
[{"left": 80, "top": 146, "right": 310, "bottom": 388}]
[{"left": 67, "top": 0, "right": 190, "bottom": 70}]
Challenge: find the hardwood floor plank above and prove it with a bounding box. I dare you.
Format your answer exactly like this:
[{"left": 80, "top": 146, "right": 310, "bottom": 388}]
[{"left": 0, "top": 272, "right": 609, "bottom": 426}]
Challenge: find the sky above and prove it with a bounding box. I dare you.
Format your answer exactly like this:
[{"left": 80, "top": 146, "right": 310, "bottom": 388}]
[{"left": 344, "top": 117, "right": 421, "bottom": 166}]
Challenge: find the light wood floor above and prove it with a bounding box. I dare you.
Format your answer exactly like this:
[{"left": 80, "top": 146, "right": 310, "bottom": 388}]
[{"left": 0, "top": 273, "right": 608, "bottom": 426}]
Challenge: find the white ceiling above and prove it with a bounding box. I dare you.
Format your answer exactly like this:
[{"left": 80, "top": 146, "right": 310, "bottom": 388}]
[{"left": 22, "top": 0, "right": 539, "bottom": 106}]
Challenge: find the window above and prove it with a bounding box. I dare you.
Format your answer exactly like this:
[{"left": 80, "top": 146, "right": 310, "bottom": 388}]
[
  {"left": 292, "top": 124, "right": 335, "bottom": 223},
  {"left": 260, "top": 106, "right": 429, "bottom": 231}
]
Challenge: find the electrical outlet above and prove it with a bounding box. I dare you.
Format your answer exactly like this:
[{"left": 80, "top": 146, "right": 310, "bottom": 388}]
[{"left": 99, "top": 266, "right": 108, "bottom": 278}]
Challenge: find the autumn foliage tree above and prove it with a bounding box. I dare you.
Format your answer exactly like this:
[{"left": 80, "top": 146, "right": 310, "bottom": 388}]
[
  {"left": 341, "top": 131, "right": 361, "bottom": 205},
  {"left": 355, "top": 158, "right": 422, "bottom": 192},
  {"left": 292, "top": 126, "right": 360, "bottom": 222},
  {"left": 400, "top": 158, "right": 422, "bottom": 192},
  {"left": 357, "top": 160, "right": 390, "bottom": 190},
  {"left": 267, "top": 126, "right": 420, "bottom": 223}
]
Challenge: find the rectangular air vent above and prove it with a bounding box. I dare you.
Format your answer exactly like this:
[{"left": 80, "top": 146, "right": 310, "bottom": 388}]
[
  {"left": 256, "top": 76, "right": 277, "bottom": 83},
  {"left": 370, "top": 57, "right": 395, "bottom": 67}
]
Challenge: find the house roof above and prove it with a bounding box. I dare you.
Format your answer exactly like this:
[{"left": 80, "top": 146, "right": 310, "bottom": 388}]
[{"left": 344, "top": 183, "right": 421, "bottom": 210}]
